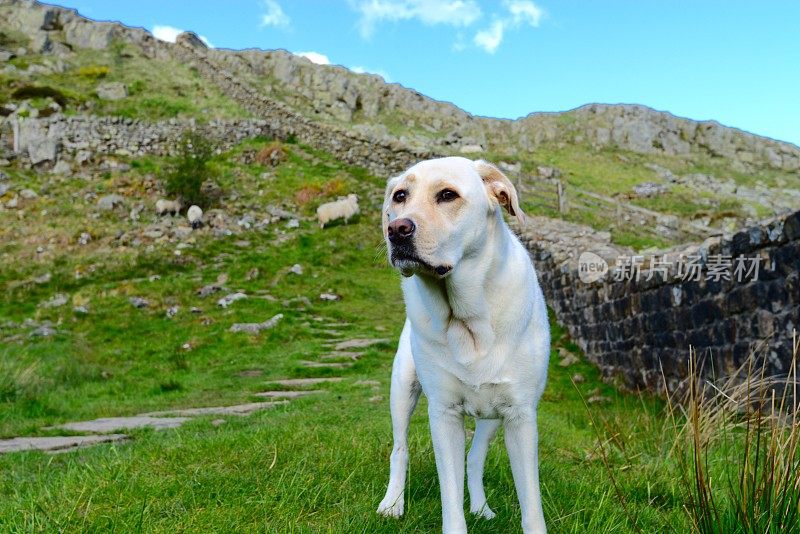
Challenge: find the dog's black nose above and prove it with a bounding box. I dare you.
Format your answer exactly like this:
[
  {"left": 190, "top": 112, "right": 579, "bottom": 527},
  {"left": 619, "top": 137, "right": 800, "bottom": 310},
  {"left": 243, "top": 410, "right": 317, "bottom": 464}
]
[{"left": 387, "top": 218, "right": 415, "bottom": 243}]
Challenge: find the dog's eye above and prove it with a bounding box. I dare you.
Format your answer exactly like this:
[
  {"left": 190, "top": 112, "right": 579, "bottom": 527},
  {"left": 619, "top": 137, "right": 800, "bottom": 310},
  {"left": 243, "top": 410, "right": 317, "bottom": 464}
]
[
  {"left": 392, "top": 190, "right": 408, "bottom": 203},
  {"left": 436, "top": 189, "right": 459, "bottom": 203}
]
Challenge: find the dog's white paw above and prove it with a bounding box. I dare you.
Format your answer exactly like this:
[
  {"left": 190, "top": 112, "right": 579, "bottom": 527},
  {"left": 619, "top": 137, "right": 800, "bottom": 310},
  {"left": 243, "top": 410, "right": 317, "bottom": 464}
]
[
  {"left": 470, "top": 504, "right": 496, "bottom": 520},
  {"left": 377, "top": 497, "right": 404, "bottom": 518}
]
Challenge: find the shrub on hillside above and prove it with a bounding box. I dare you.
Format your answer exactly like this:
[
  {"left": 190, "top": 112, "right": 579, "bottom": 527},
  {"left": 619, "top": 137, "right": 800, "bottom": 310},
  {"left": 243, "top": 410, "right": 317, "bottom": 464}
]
[
  {"left": 255, "top": 141, "right": 287, "bottom": 167},
  {"left": 10, "top": 85, "right": 67, "bottom": 107},
  {"left": 77, "top": 65, "right": 110, "bottom": 78},
  {"left": 165, "top": 131, "right": 219, "bottom": 209}
]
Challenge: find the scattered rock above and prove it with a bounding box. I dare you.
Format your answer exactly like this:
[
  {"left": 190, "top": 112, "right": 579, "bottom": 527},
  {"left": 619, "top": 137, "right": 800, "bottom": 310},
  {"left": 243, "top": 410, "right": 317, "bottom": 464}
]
[
  {"left": 633, "top": 182, "right": 669, "bottom": 197},
  {"left": 266, "top": 377, "right": 343, "bottom": 387},
  {"left": 354, "top": 380, "right": 380, "bottom": 387},
  {"left": 217, "top": 292, "right": 247, "bottom": 308},
  {"left": 229, "top": 313, "right": 283, "bottom": 333},
  {"left": 39, "top": 293, "right": 68, "bottom": 308},
  {"left": 51, "top": 416, "right": 187, "bottom": 433},
  {"left": 245, "top": 268, "right": 260, "bottom": 281},
  {"left": 289, "top": 264, "right": 303, "bottom": 275},
  {"left": 459, "top": 144, "right": 483, "bottom": 154},
  {"left": 141, "top": 401, "right": 286, "bottom": 417},
  {"left": 129, "top": 297, "right": 149, "bottom": 309},
  {"left": 0, "top": 434, "right": 127, "bottom": 454},
  {"left": 333, "top": 338, "right": 389, "bottom": 350},
  {"left": 73, "top": 305, "right": 89, "bottom": 315},
  {"left": 78, "top": 232, "right": 91, "bottom": 245},
  {"left": 253, "top": 390, "right": 323, "bottom": 399},
  {"left": 558, "top": 351, "right": 579, "bottom": 367},
  {"left": 34, "top": 272, "right": 52, "bottom": 284},
  {"left": 211, "top": 418, "right": 226, "bottom": 427},
  {"left": 28, "top": 138, "right": 58, "bottom": 165},
  {"left": 29, "top": 324, "right": 57, "bottom": 337},
  {"left": 319, "top": 292, "right": 341, "bottom": 301},
  {"left": 166, "top": 306, "right": 179, "bottom": 318},
  {"left": 537, "top": 166, "right": 562, "bottom": 179},
  {"left": 97, "top": 194, "right": 125, "bottom": 210},
  {"left": 300, "top": 360, "right": 353, "bottom": 369},
  {"left": 19, "top": 188, "right": 38, "bottom": 200},
  {"left": 571, "top": 373, "right": 586, "bottom": 384},
  {"left": 96, "top": 81, "right": 128, "bottom": 101},
  {"left": 50, "top": 159, "right": 72, "bottom": 175},
  {"left": 587, "top": 395, "right": 611, "bottom": 404},
  {"left": 197, "top": 284, "right": 223, "bottom": 297},
  {"left": 286, "top": 219, "right": 299, "bottom": 229}
]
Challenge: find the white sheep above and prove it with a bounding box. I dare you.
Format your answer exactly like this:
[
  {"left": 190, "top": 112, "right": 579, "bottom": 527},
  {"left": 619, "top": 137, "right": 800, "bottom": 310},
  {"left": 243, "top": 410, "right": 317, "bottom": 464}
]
[
  {"left": 317, "top": 194, "right": 359, "bottom": 228},
  {"left": 155, "top": 198, "right": 182, "bottom": 217},
  {"left": 187, "top": 205, "right": 203, "bottom": 229}
]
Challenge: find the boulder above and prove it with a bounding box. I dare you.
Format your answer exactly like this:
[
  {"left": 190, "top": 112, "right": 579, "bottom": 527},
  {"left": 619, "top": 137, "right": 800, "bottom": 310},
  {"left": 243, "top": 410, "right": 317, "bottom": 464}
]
[
  {"left": 28, "top": 138, "right": 59, "bottom": 165},
  {"left": 64, "top": 20, "right": 118, "bottom": 50},
  {"left": 633, "top": 182, "right": 669, "bottom": 197},
  {"left": 97, "top": 194, "right": 125, "bottom": 210},
  {"left": 96, "top": 82, "right": 128, "bottom": 101}
]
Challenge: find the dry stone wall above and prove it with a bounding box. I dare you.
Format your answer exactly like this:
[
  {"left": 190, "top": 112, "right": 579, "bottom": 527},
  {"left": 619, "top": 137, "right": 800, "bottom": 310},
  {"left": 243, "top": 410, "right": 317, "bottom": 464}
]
[{"left": 518, "top": 210, "right": 800, "bottom": 393}]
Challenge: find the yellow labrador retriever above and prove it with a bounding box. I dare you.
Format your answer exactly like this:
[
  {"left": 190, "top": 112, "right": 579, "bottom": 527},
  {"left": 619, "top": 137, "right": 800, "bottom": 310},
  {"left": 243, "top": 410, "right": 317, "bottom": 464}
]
[{"left": 377, "top": 157, "right": 550, "bottom": 533}]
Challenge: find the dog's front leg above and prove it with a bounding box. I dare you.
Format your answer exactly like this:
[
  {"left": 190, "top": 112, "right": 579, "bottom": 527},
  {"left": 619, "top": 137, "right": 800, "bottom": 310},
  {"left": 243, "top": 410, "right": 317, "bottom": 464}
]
[
  {"left": 377, "top": 340, "right": 420, "bottom": 518},
  {"left": 428, "top": 402, "right": 467, "bottom": 534},
  {"left": 504, "top": 408, "right": 546, "bottom": 534}
]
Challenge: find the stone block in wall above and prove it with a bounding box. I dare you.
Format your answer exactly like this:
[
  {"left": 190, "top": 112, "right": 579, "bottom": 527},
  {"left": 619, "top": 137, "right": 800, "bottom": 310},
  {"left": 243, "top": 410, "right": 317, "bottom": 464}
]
[{"left": 784, "top": 211, "right": 800, "bottom": 240}]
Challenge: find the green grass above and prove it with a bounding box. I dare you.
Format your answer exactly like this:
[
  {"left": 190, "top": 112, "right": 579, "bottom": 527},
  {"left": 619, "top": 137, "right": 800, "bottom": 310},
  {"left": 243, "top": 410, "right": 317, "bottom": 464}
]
[{"left": 0, "top": 139, "right": 696, "bottom": 532}]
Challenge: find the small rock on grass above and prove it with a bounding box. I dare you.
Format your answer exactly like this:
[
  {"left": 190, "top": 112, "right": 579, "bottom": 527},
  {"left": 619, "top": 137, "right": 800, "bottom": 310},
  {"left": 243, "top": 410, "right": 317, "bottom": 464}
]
[
  {"left": 39, "top": 293, "right": 68, "bottom": 308},
  {"left": 129, "top": 297, "right": 149, "bottom": 309},
  {"left": 166, "top": 306, "right": 179, "bottom": 318},
  {"left": 289, "top": 264, "right": 303, "bottom": 275},
  {"left": 571, "top": 373, "right": 585, "bottom": 383},
  {"left": 217, "top": 292, "right": 247, "bottom": 308},
  {"left": 319, "top": 292, "right": 341, "bottom": 301},
  {"left": 230, "top": 313, "right": 283, "bottom": 334},
  {"left": 558, "top": 353, "right": 579, "bottom": 367}
]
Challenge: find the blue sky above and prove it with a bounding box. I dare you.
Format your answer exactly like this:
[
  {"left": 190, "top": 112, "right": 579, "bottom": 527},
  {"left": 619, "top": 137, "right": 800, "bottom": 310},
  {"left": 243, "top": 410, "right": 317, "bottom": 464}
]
[{"left": 54, "top": 1, "right": 800, "bottom": 146}]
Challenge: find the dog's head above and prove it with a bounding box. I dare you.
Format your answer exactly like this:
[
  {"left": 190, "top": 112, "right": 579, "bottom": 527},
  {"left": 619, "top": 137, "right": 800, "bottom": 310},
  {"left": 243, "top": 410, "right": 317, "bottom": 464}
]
[{"left": 383, "top": 157, "right": 525, "bottom": 278}]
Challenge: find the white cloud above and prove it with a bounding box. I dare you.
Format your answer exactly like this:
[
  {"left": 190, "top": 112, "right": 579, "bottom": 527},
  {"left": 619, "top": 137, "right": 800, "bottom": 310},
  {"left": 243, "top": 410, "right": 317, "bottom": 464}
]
[
  {"left": 260, "top": 0, "right": 290, "bottom": 28},
  {"left": 506, "top": 0, "right": 543, "bottom": 27},
  {"left": 472, "top": 0, "right": 543, "bottom": 54},
  {"left": 473, "top": 20, "right": 504, "bottom": 53},
  {"left": 295, "top": 51, "right": 331, "bottom": 65},
  {"left": 350, "top": 65, "right": 392, "bottom": 82},
  {"left": 353, "top": 0, "right": 482, "bottom": 38},
  {"left": 151, "top": 25, "right": 213, "bottom": 47}
]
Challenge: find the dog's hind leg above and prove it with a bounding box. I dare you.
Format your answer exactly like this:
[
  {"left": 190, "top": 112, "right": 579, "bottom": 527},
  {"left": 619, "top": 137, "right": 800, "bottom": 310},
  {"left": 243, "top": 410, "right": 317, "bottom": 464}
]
[
  {"left": 377, "top": 320, "right": 420, "bottom": 518},
  {"left": 467, "top": 418, "right": 501, "bottom": 519}
]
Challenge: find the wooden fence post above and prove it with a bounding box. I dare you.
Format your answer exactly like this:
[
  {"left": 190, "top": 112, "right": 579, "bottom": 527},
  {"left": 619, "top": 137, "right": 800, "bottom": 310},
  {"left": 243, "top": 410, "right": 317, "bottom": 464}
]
[{"left": 557, "top": 179, "right": 567, "bottom": 216}]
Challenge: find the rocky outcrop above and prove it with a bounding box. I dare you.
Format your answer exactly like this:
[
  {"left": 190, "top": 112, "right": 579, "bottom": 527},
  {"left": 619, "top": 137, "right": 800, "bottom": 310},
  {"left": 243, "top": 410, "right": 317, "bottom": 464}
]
[{"left": 2, "top": 0, "right": 798, "bottom": 175}]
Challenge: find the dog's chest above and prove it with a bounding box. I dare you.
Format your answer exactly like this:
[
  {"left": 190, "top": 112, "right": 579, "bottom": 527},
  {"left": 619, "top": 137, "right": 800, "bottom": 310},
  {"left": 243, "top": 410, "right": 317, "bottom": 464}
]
[{"left": 453, "top": 382, "right": 517, "bottom": 419}]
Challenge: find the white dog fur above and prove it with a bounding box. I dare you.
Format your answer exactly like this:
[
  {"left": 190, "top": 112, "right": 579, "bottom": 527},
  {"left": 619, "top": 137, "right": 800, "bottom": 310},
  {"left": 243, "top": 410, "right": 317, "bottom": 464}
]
[{"left": 377, "top": 157, "right": 550, "bottom": 533}]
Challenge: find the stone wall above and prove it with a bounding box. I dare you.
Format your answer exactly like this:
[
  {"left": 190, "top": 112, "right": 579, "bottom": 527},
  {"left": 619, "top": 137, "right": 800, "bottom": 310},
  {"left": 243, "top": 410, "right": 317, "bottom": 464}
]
[
  {"left": 517, "top": 210, "right": 800, "bottom": 393},
  {"left": 4, "top": 108, "right": 437, "bottom": 177}
]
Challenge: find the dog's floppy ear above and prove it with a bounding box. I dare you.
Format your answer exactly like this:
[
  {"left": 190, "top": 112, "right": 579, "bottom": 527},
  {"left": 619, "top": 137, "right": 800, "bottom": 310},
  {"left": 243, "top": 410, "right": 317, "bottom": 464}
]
[{"left": 474, "top": 160, "right": 526, "bottom": 226}]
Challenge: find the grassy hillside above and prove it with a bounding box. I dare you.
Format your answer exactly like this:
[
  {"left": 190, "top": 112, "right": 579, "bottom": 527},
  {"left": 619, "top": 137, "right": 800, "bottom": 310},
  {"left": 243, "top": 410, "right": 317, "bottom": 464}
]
[
  {"left": 0, "top": 33, "right": 247, "bottom": 121},
  {"left": 0, "top": 138, "right": 696, "bottom": 532}
]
